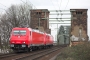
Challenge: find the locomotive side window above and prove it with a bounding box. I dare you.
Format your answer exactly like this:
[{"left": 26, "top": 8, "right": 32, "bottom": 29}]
[{"left": 13, "top": 30, "right": 26, "bottom": 35}]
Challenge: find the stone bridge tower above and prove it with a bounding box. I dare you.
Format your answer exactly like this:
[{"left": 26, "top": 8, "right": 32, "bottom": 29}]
[
  {"left": 30, "top": 9, "right": 51, "bottom": 34},
  {"left": 70, "top": 9, "right": 88, "bottom": 45}
]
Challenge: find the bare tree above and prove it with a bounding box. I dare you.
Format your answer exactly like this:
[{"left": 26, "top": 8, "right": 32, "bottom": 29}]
[
  {"left": 0, "top": 3, "right": 33, "bottom": 51},
  {"left": 6, "top": 3, "right": 32, "bottom": 27}
]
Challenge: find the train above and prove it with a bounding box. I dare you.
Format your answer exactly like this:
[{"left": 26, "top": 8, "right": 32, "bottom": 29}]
[{"left": 9, "top": 27, "right": 54, "bottom": 52}]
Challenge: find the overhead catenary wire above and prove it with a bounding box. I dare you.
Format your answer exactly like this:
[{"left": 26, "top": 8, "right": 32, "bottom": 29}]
[
  {"left": 27, "top": 0, "right": 37, "bottom": 9},
  {"left": 0, "top": 2, "right": 8, "bottom": 13},
  {"left": 56, "top": 0, "right": 63, "bottom": 22},
  {"left": 20, "top": 0, "right": 37, "bottom": 9},
  {"left": 49, "top": 0, "right": 71, "bottom": 31},
  {"left": 50, "top": 0, "right": 63, "bottom": 22},
  {"left": 50, "top": 0, "right": 59, "bottom": 21},
  {"left": 56, "top": 0, "right": 62, "bottom": 10},
  {"left": 64, "top": 0, "right": 69, "bottom": 10},
  {"left": 0, "top": 3, "right": 7, "bottom": 8},
  {"left": 50, "top": 0, "right": 58, "bottom": 11}
]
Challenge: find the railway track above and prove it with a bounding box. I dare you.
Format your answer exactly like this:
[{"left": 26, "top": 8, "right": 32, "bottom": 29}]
[
  {"left": 14, "top": 47, "right": 57, "bottom": 60},
  {"left": 15, "top": 46, "right": 64, "bottom": 60},
  {"left": 0, "top": 45, "right": 65, "bottom": 60},
  {"left": 32, "top": 48, "right": 60, "bottom": 60},
  {"left": 0, "top": 53, "right": 16, "bottom": 59},
  {"left": 0, "top": 46, "right": 54, "bottom": 60},
  {"left": 0, "top": 52, "right": 14, "bottom": 56}
]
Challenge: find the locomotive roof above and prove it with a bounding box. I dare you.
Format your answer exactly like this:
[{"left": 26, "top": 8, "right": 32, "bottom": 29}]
[
  {"left": 12, "top": 27, "right": 51, "bottom": 35},
  {"left": 32, "top": 29, "right": 44, "bottom": 34}
]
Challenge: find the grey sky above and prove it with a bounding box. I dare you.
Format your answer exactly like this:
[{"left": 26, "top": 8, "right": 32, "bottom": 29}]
[{"left": 0, "top": 0, "right": 90, "bottom": 40}]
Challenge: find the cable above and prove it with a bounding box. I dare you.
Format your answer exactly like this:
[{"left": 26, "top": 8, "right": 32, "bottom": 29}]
[
  {"left": 20, "top": 0, "right": 37, "bottom": 9},
  {"left": 20, "top": 0, "right": 25, "bottom": 4},
  {"left": 56, "top": 0, "right": 60, "bottom": 10},
  {"left": 64, "top": 0, "right": 69, "bottom": 10},
  {"left": 0, "top": 3, "right": 7, "bottom": 8},
  {"left": 50, "top": 0, "right": 62, "bottom": 22},
  {"left": 50, "top": 0, "right": 57, "bottom": 10},
  {"left": 56, "top": 0, "right": 61, "bottom": 21},
  {"left": 50, "top": 0, "right": 58, "bottom": 19},
  {"left": 58, "top": 0, "right": 62, "bottom": 10},
  {"left": 58, "top": 0, "right": 63, "bottom": 22},
  {"left": 54, "top": 0, "right": 63, "bottom": 22},
  {"left": 28, "top": 0, "right": 37, "bottom": 9}
]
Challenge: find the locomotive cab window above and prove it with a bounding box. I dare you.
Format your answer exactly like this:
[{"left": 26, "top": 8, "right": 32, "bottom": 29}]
[
  {"left": 20, "top": 30, "right": 26, "bottom": 35},
  {"left": 13, "top": 30, "right": 19, "bottom": 35},
  {"left": 13, "top": 30, "right": 26, "bottom": 35}
]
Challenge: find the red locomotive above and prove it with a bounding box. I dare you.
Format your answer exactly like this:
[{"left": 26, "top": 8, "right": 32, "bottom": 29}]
[{"left": 9, "top": 27, "right": 54, "bottom": 52}]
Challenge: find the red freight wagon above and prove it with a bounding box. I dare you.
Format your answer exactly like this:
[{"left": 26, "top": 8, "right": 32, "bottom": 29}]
[{"left": 10, "top": 27, "right": 53, "bottom": 52}]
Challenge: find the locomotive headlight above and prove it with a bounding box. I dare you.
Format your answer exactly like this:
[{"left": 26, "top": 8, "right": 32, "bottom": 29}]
[
  {"left": 10, "top": 44, "right": 14, "bottom": 47},
  {"left": 22, "top": 45, "right": 26, "bottom": 47},
  {"left": 22, "top": 42, "right": 25, "bottom": 43},
  {"left": 12, "top": 42, "right": 15, "bottom": 43}
]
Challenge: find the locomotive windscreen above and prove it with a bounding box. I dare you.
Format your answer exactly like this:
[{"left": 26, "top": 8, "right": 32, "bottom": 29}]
[{"left": 13, "top": 30, "right": 26, "bottom": 35}]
